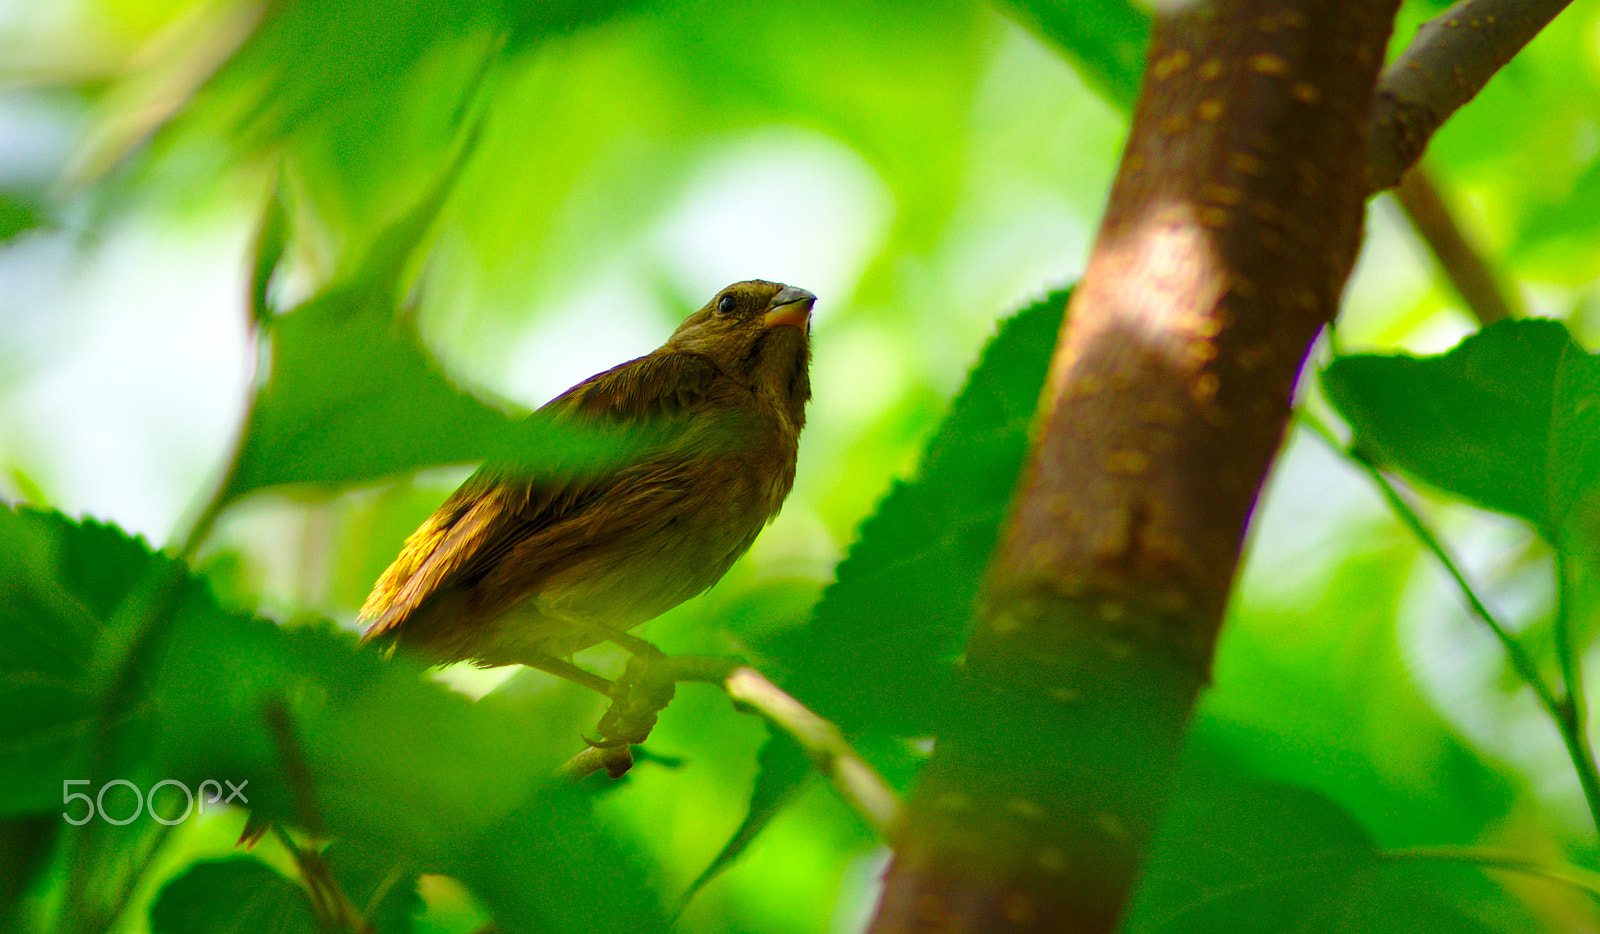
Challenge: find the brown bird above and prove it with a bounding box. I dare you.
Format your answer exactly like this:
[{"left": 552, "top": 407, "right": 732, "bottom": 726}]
[{"left": 358, "top": 280, "right": 814, "bottom": 686}]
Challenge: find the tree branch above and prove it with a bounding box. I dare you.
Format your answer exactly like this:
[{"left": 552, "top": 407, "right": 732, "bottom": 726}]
[
  {"left": 555, "top": 659, "right": 901, "bottom": 838},
  {"left": 1392, "top": 164, "right": 1523, "bottom": 325},
  {"left": 1366, "top": 0, "right": 1573, "bottom": 192},
  {"left": 867, "top": 2, "right": 1400, "bottom": 931}
]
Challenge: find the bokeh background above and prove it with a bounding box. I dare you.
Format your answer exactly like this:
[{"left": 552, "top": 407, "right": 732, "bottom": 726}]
[{"left": 4, "top": 0, "right": 1600, "bottom": 930}]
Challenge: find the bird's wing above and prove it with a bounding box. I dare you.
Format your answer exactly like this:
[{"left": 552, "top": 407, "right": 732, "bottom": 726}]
[
  {"left": 542, "top": 351, "right": 722, "bottom": 422},
  {"left": 359, "top": 351, "right": 723, "bottom": 641}
]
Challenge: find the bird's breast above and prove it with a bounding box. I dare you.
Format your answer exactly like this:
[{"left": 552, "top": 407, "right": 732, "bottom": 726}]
[{"left": 521, "top": 415, "right": 796, "bottom": 652}]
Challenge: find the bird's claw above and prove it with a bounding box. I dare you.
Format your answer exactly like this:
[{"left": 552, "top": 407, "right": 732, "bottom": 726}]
[{"left": 588, "top": 652, "right": 677, "bottom": 750}]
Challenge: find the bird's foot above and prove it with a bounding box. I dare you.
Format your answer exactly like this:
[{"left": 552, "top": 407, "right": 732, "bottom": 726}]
[
  {"left": 577, "top": 646, "right": 744, "bottom": 777},
  {"left": 589, "top": 646, "right": 676, "bottom": 749}
]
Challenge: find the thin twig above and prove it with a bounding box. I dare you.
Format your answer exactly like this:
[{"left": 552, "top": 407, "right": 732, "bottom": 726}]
[
  {"left": 1303, "top": 415, "right": 1556, "bottom": 705},
  {"left": 553, "top": 655, "right": 900, "bottom": 838},
  {"left": 723, "top": 666, "right": 900, "bottom": 839},
  {"left": 1555, "top": 549, "right": 1580, "bottom": 705},
  {"left": 1373, "top": 471, "right": 1547, "bottom": 683},
  {"left": 1552, "top": 548, "right": 1597, "bottom": 825},
  {"left": 1362, "top": 464, "right": 1600, "bottom": 835},
  {"left": 273, "top": 825, "right": 375, "bottom": 934},
  {"left": 556, "top": 744, "right": 637, "bottom": 781},
  {"left": 1393, "top": 164, "right": 1522, "bottom": 325},
  {"left": 1301, "top": 414, "right": 1600, "bottom": 835}
]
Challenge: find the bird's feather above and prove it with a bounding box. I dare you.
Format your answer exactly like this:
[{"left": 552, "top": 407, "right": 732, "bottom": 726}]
[{"left": 359, "top": 351, "right": 727, "bottom": 641}]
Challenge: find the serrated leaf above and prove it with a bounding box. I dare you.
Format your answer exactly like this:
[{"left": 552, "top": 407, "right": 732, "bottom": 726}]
[
  {"left": 762, "top": 288, "right": 1069, "bottom": 775},
  {"left": 1322, "top": 319, "right": 1600, "bottom": 541},
  {"left": 149, "top": 857, "right": 318, "bottom": 934},
  {"left": 0, "top": 506, "right": 193, "bottom": 813},
  {"left": 222, "top": 289, "right": 515, "bottom": 498},
  {"left": 3, "top": 506, "right": 670, "bottom": 932},
  {"left": 681, "top": 727, "right": 813, "bottom": 910},
  {"left": 1126, "top": 778, "right": 1376, "bottom": 933},
  {"left": 220, "top": 123, "right": 516, "bottom": 502}
]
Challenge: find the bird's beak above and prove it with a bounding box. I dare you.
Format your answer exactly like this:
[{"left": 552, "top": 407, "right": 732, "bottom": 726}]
[{"left": 763, "top": 286, "right": 816, "bottom": 330}]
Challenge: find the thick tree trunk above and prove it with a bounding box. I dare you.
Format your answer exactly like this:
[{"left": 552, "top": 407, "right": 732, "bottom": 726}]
[{"left": 867, "top": 1, "right": 1400, "bottom": 930}]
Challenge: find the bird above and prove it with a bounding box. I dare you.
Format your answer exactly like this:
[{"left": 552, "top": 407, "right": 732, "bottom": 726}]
[{"left": 357, "top": 280, "right": 815, "bottom": 690}]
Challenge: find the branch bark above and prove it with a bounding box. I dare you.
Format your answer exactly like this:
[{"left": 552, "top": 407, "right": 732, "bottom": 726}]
[
  {"left": 1366, "top": 0, "right": 1573, "bottom": 192},
  {"left": 867, "top": 1, "right": 1399, "bottom": 931}
]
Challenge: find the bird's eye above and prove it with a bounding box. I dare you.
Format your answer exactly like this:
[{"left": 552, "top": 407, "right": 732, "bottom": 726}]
[{"left": 715, "top": 294, "right": 737, "bottom": 317}]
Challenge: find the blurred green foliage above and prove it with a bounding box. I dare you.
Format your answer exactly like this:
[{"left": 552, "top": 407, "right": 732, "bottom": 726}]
[
  {"left": 0, "top": 504, "right": 672, "bottom": 933},
  {"left": 3, "top": 0, "right": 1600, "bottom": 932}
]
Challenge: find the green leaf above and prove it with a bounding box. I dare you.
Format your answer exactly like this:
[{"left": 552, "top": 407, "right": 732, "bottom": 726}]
[
  {"left": 2, "top": 507, "right": 672, "bottom": 932},
  {"left": 762, "top": 288, "right": 1069, "bottom": 777},
  {"left": 149, "top": 857, "right": 318, "bottom": 934},
  {"left": 1126, "top": 778, "right": 1376, "bottom": 933},
  {"left": 220, "top": 125, "right": 516, "bottom": 502},
  {"left": 1130, "top": 762, "right": 1545, "bottom": 932},
  {"left": 995, "top": 0, "right": 1150, "bottom": 111},
  {"left": 0, "top": 506, "right": 187, "bottom": 813},
  {"left": 322, "top": 841, "right": 422, "bottom": 934},
  {"left": 449, "top": 783, "right": 671, "bottom": 934},
  {"left": 0, "top": 507, "right": 157, "bottom": 677},
  {"left": 1321, "top": 319, "right": 1600, "bottom": 541},
  {"left": 0, "top": 675, "right": 91, "bottom": 813},
  {"left": 680, "top": 726, "right": 813, "bottom": 910},
  {"left": 0, "top": 193, "right": 43, "bottom": 242},
  {"left": 222, "top": 288, "right": 514, "bottom": 498}
]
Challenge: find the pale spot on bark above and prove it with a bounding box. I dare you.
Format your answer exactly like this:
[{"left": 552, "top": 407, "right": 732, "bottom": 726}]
[
  {"left": 1006, "top": 798, "right": 1047, "bottom": 821},
  {"left": 1095, "top": 811, "right": 1129, "bottom": 841},
  {"left": 1003, "top": 895, "right": 1037, "bottom": 925},
  {"left": 1228, "top": 152, "right": 1265, "bottom": 175},
  {"left": 1155, "top": 590, "right": 1190, "bottom": 614},
  {"left": 1036, "top": 847, "right": 1070, "bottom": 874},
  {"left": 1248, "top": 53, "right": 1291, "bottom": 76},
  {"left": 1153, "top": 49, "right": 1191, "bottom": 80}
]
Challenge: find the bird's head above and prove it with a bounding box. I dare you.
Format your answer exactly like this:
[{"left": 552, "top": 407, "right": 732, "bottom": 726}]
[{"left": 667, "top": 280, "right": 814, "bottom": 418}]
